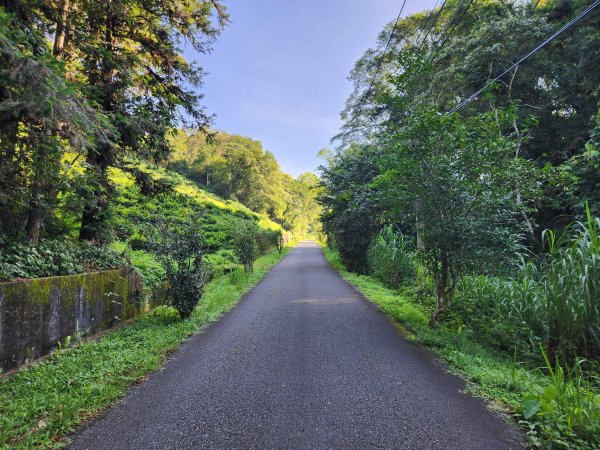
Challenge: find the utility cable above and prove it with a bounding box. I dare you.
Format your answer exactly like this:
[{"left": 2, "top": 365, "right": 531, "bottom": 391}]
[
  {"left": 417, "top": 0, "right": 449, "bottom": 52},
  {"left": 429, "top": 0, "right": 475, "bottom": 63},
  {"left": 448, "top": 0, "right": 600, "bottom": 114},
  {"left": 356, "top": 0, "right": 408, "bottom": 119}
]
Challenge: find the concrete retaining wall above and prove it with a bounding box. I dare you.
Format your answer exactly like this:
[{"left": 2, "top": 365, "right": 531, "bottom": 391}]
[{"left": 0, "top": 268, "right": 152, "bottom": 371}]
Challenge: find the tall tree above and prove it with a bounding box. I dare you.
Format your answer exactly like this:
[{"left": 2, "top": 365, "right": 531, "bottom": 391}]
[
  {"left": 0, "top": 4, "right": 108, "bottom": 241},
  {"left": 55, "top": 0, "right": 229, "bottom": 241},
  {"left": 319, "top": 144, "right": 382, "bottom": 273},
  {"left": 337, "top": 0, "right": 600, "bottom": 234}
]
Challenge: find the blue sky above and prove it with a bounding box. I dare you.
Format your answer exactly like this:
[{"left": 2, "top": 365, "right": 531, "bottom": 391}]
[{"left": 187, "top": 0, "right": 437, "bottom": 177}]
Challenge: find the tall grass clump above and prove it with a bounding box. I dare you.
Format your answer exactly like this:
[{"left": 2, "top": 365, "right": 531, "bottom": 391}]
[
  {"left": 457, "top": 206, "right": 600, "bottom": 365},
  {"left": 541, "top": 207, "right": 600, "bottom": 364},
  {"left": 367, "top": 225, "right": 416, "bottom": 289},
  {"left": 522, "top": 350, "right": 600, "bottom": 449}
]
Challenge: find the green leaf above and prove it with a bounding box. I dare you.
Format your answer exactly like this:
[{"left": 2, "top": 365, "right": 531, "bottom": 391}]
[{"left": 523, "top": 399, "right": 541, "bottom": 419}]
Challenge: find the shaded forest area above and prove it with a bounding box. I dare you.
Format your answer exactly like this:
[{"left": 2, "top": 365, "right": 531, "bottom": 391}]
[{"left": 319, "top": 0, "right": 599, "bottom": 447}]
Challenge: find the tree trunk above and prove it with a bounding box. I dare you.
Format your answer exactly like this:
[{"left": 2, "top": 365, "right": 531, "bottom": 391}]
[
  {"left": 415, "top": 198, "right": 424, "bottom": 250},
  {"left": 429, "top": 252, "right": 457, "bottom": 327},
  {"left": 79, "top": 155, "right": 110, "bottom": 242},
  {"left": 429, "top": 295, "right": 448, "bottom": 328},
  {"left": 25, "top": 204, "right": 45, "bottom": 243},
  {"left": 79, "top": 7, "right": 115, "bottom": 242},
  {"left": 53, "top": 0, "right": 70, "bottom": 58}
]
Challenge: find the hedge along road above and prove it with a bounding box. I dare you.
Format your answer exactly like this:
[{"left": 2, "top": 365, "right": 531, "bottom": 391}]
[{"left": 70, "top": 241, "right": 522, "bottom": 449}]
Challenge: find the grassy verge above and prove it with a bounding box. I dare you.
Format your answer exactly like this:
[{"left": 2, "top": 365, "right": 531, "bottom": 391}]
[
  {"left": 0, "top": 245, "right": 294, "bottom": 449},
  {"left": 321, "top": 247, "right": 540, "bottom": 415},
  {"left": 324, "top": 246, "right": 600, "bottom": 448}
]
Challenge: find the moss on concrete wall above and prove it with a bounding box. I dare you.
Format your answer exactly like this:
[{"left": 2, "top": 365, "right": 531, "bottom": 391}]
[{"left": 0, "top": 268, "right": 159, "bottom": 371}]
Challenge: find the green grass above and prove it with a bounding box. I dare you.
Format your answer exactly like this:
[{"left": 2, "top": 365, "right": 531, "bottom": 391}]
[
  {"left": 109, "top": 241, "right": 165, "bottom": 290},
  {"left": 0, "top": 246, "right": 294, "bottom": 449},
  {"left": 109, "top": 162, "right": 281, "bottom": 232},
  {"left": 322, "top": 248, "right": 539, "bottom": 410},
  {"left": 322, "top": 246, "right": 600, "bottom": 449}
]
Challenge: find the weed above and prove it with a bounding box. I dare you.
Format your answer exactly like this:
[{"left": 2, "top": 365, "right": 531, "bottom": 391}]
[{"left": 522, "top": 349, "right": 600, "bottom": 449}]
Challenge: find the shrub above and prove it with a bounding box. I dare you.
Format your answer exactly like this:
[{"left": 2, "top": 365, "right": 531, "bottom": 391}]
[
  {"left": 148, "top": 222, "right": 208, "bottom": 319},
  {"left": 234, "top": 222, "right": 259, "bottom": 272},
  {"left": 367, "top": 225, "right": 416, "bottom": 288},
  {"left": 455, "top": 208, "right": 600, "bottom": 365},
  {"left": 275, "top": 229, "right": 285, "bottom": 254},
  {"left": 255, "top": 228, "right": 277, "bottom": 255},
  {"left": 540, "top": 208, "right": 600, "bottom": 363},
  {"left": 522, "top": 350, "right": 600, "bottom": 449}
]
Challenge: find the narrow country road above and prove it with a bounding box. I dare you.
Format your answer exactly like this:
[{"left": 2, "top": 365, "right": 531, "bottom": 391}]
[{"left": 70, "top": 242, "right": 522, "bottom": 449}]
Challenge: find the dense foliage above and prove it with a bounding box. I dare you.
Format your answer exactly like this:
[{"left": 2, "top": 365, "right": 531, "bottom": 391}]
[
  {"left": 0, "top": 0, "right": 227, "bottom": 243},
  {"left": 107, "top": 163, "right": 284, "bottom": 288},
  {"left": 233, "top": 222, "right": 259, "bottom": 272},
  {"left": 0, "top": 239, "right": 125, "bottom": 281},
  {"left": 147, "top": 222, "right": 208, "bottom": 319},
  {"left": 320, "top": 144, "right": 381, "bottom": 273},
  {"left": 320, "top": 1, "right": 600, "bottom": 447},
  {"left": 0, "top": 0, "right": 318, "bottom": 287},
  {"left": 457, "top": 208, "right": 600, "bottom": 365},
  {"left": 336, "top": 0, "right": 599, "bottom": 232},
  {"left": 321, "top": 0, "right": 599, "bottom": 354},
  {"left": 367, "top": 226, "right": 416, "bottom": 289}
]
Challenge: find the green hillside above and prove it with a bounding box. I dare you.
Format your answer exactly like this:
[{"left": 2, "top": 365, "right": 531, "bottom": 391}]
[{"left": 107, "top": 162, "right": 283, "bottom": 289}]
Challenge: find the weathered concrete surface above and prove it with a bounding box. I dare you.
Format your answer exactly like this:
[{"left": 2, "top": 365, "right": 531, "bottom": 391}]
[
  {"left": 0, "top": 268, "right": 146, "bottom": 371},
  {"left": 70, "top": 242, "right": 523, "bottom": 449}
]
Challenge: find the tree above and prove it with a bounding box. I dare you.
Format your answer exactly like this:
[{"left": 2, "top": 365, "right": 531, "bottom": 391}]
[
  {"left": 338, "top": 0, "right": 600, "bottom": 235},
  {"left": 377, "top": 105, "right": 535, "bottom": 326},
  {"left": 233, "top": 222, "right": 259, "bottom": 272},
  {"left": 0, "top": 0, "right": 228, "bottom": 243},
  {"left": 281, "top": 173, "right": 322, "bottom": 238},
  {"left": 57, "top": 0, "right": 228, "bottom": 241},
  {"left": 170, "top": 131, "right": 289, "bottom": 221},
  {"left": 0, "top": 5, "right": 110, "bottom": 242},
  {"left": 319, "top": 144, "right": 382, "bottom": 273}
]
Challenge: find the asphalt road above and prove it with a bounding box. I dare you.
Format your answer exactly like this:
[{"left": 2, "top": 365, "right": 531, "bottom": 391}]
[{"left": 70, "top": 241, "right": 523, "bottom": 449}]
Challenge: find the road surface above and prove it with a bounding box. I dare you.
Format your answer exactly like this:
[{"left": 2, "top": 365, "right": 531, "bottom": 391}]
[{"left": 70, "top": 241, "right": 522, "bottom": 449}]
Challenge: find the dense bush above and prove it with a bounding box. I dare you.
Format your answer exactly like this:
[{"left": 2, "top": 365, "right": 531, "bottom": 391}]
[
  {"left": 148, "top": 223, "right": 208, "bottom": 319},
  {"left": 275, "top": 229, "right": 285, "bottom": 253},
  {"left": 0, "top": 239, "right": 126, "bottom": 281},
  {"left": 234, "top": 222, "right": 259, "bottom": 272},
  {"left": 319, "top": 144, "right": 382, "bottom": 274},
  {"left": 455, "top": 209, "right": 600, "bottom": 365},
  {"left": 367, "top": 226, "right": 416, "bottom": 289},
  {"left": 256, "top": 228, "right": 280, "bottom": 255},
  {"left": 523, "top": 351, "right": 600, "bottom": 450}
]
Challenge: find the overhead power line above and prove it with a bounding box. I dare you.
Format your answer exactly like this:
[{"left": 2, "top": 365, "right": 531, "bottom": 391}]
[
  {"left": 396, "top": 0, "right": 467, "bottom": 125},
  {"left": 360, "top": 0, "right": 409, "bottom": 106},
  {"left": 429, "top": 0, "right": 475, "bottom": 63},
  {"left": 448, "top": 0, "right": 600, "bottom": 114},
  {"left": 414, "top": 0, "right": 440, "bottom": 48},
  {"left": 417, "top": 0, "right": 449, "bottom": 52}
]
